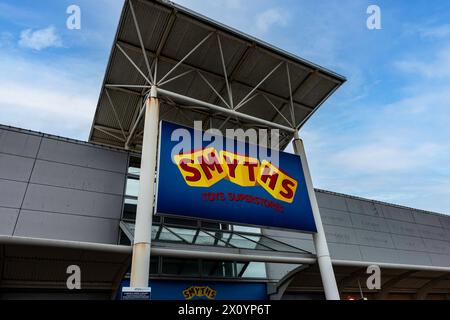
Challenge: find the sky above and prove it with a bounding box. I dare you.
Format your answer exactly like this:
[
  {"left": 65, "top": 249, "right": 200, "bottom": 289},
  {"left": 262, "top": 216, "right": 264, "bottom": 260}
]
[{"left": 0, "top": 0, "right": 449, "bottom": 214}]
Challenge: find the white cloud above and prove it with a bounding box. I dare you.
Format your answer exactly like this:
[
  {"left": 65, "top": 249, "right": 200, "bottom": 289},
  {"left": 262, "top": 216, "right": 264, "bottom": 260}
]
[
  {"left": 395, "top": 46, "right": 450, "bottom": 79},
  {"left": 0, "top": 31, "right": 14, "bottom": 48},
  {"left": 331, "top": 142, "right": 443, "bottom": 173},
  {"left": 255, "top": 8, "right": 289, "bottom": 33},
  {"left": 299, "top": 41, "right": 450, "bottom": 214},
  {"left": 18, "top": 25, "right": 62, "bottom": 50},
  {"left": 417, "top": 24, "right": 450, "bottom": 39},
  {"left": 0, "top": 52, "right": 101, "bottom": 140}
]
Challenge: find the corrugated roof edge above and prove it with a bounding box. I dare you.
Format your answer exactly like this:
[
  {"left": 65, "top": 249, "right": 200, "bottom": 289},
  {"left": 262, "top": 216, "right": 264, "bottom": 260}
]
[
  {"left": 0, "top": 123, "right": 128, "bottom": 154},
  {"left": 88, "top": 0, "right": 347, "bottom": 142},
  {"left": 88, "top": 0, "right": 129, "bottom": 143},
  {"left": 316, "top": 188, "right": 449, "bottom": 219},
  {"left": 158, "top": 0, "right": 346, "bottom": 83}
]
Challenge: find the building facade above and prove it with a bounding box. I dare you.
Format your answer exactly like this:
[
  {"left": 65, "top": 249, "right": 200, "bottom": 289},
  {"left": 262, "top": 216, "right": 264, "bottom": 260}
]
[{"left": 1, "top": 124, "right": 449, "bottom": 300}]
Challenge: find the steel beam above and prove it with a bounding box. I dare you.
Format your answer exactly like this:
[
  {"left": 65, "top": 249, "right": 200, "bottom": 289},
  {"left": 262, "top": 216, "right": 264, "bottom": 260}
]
[
  {"left": 157, "top": 32, "right": 214, "bottom": 85},
  {"left": 129, "top": 0, "right": 154, "bottom": 84},
  {"left": 156, "top": 87, "right": 296, "bottom": 133},
  {"left": 116, "top": 43, "right": 152, "bottom": 85},
  {"left": 105, "top": 89, "right": 127, "bottom": 139},
  {"left": 235, "top": 61, "right": 283, "bottom": 110},
  {"left": 125, "top": 97, "right": 147, "bottom": 149},
  {"left": 151, "top": 247, "right": 316, "bottom": 265},
  {"left": 117, "top": 40, "right": 313, "bottom": 111}
]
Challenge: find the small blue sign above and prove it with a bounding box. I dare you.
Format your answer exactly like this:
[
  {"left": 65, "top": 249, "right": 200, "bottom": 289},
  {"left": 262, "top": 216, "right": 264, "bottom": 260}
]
[
  {"left": 119, "top": 280, "right": 267, "bottom": 300},
  {"left": 155, "top": 121, "right": 316, "bottom": 232}
]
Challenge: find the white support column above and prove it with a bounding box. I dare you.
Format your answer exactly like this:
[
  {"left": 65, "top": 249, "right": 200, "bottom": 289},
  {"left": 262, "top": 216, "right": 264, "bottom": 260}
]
[
  {"left": 292, "top": 132, "right": 340, "bottom": 300},
  {"left": 130, "top": 85, "right": 160, "bottom": 288}
]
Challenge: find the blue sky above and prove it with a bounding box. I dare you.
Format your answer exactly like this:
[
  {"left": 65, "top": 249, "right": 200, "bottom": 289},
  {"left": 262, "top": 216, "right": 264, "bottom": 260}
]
[{"left": 0, "top": 0, "right": 449, "bottom": 214}]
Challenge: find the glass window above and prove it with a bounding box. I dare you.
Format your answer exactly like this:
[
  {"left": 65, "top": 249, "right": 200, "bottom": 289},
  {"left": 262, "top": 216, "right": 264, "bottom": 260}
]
[
  {"left": 151, "top": 225, "right": 161, "bottom": 240},
  {"left": 163, "top": 216, "right": 198, "bottom": 227},
  {"left": 204, "top": 230, "right": 263, "bottom": 250},
  {"left": 202, "top": 261, "right": 234, "bottom": 277},
  {"left": 125, "top": 178, "right": 140, "bottom": 197},
  {"left": 227, "top": 233, "right": 261, "bottom": 249},
  {"left": 157, "top": 226, "right": 186, "bottom": 242},
  {"left": 233, "top": 225, "right": 261, "bottom": 234},
  {"left": 128, "top": 156, "right": 141, "bottom": 176},
  {"left": 119, "top": 231, "right": 131, "bottom": 246},
  {"left": 128, "top": 166, "right": 141, "bottom": 176},
  {"left": 194, "top": 231, "right": 228, "bottom": 246},
  {"left": 122, "top": 221, "right": 136, "bottom": 235},
  {"left": 150, "top": 256, "right": 159, "bottom": 274},
  {"left": 122, "top": 198, "right": 137, "bottom": 220},
  {"left": 201, "top": 221, "right": 221, "bottom": 230},
  {"left": 249, "top": 236, "right": 304, "bottom": 253},
  {"left": 236, "top": 262, "right": 267, "bottom": 278},
  {"left": 162, "top": 257, "right": 199, "bottom": 276},
  {"left": 166, "top": 227, "right": 197, "bottom": 243}
]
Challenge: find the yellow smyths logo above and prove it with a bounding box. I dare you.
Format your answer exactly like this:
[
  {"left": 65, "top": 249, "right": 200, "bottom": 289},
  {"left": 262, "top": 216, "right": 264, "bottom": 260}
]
[
  {"left": 183, "top": 286, "right": 217, "bottom": 300},
  {"left": 173, "top": 147, "right": 298, "bottom": 203}
]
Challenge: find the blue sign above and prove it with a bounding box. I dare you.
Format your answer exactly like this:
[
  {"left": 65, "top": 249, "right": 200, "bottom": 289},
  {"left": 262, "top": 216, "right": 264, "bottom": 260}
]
[
  {"left": 119, "top": 280, "right": 267, "bottom": 300},
  {"left": 156, "top": 121, "right": 316, "bottom": 232}
]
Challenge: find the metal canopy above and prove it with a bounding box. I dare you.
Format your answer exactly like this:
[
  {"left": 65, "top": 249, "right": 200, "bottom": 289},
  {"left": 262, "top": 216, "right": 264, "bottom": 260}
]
[
  {"left": 120, "top": 221, "right": 313, "bottom": 255},
  {"left": 279, "top": 264, "right": 450, "bottom": 300},
  {"left": 89, "top": 0, "right": 346, "bottom": 151}
]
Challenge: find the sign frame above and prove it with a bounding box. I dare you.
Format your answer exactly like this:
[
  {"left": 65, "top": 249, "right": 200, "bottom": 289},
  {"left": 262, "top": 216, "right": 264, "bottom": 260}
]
[{"left": 154, "top": 120, "right": 317, "bottom": 233}]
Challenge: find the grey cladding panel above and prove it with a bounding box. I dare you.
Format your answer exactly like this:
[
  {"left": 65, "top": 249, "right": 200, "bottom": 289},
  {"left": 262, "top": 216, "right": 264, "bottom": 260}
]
[
  {"left": 359, "top": 246, "right": 399, "bottom": 264},
  {"left": 387, "top": 220, "right": 421, "bottom": 238},
  {"left": 0, "top": 129, "right": 41, "bottom": 157},
  {"left": 30, "top": 160, "right": 126, "bottom": 195},
  {"left": 418, "top": 225, "right": 447, "bottom": 241},
  {"left": 391, "top": 234, "right": 427, "bottom": 252},
  {"left": 328, "top": 243, "right": 362, "bottom": 261},
  {"left": 0, "top": 153, "right": 34, "bottom": 182},
  {"left": 396, "top": 250, "right": 432, "bottom": 266},
  {"left": 0, "top": 179, "right": 27, "bottom": 208},
  {"left": 440, "top": 216, "right": 450, "bottom": 230},
  {"left": 0, "top": 207, "right": 19, "bottom": 235},
  {"left": 379, "top": 205, "right": 414, "bottom": 222},
  {"left": 14, "top": 210, "right": 119, "bottom": 244},
  {"left": 429, "top": 254, "right": 450, "bottom": 267},
  {"left": 323, "top": 225, "right": 358, "bottom": 245},
  {"left": 320, "top": 208, "right": 352, "bottom": 227},
  {"left": 413, "top": 212, "right": 443, "bottom": 227},
  {"left": 37, "top": 138, "right": 127, "bottom": 173},
  {"left": 346, "top": 199, "right": 381, "bottom": 217},
  {"left": 350, "top": 214, "right": 389, "bottom": 233},
  {"left": 423, "top": 239, "right": 450, "bottom": 255},
  {"left": 22, "top": 184, "right": 123, "bottom": 219},
  {"left": 354, "top": 229, "right": 395, "bottom": 249},
  {"left": 315, "top": 192, "right": 348, "bottom": 211}
]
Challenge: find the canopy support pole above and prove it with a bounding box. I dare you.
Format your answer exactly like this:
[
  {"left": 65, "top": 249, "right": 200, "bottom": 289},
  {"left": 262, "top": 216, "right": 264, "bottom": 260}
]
[
  {"left": 292, "top": 132, "right": 340, "bottom": 300},
  {"left": 129, "top": 85, "right": 159, "bottom": 288}
]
